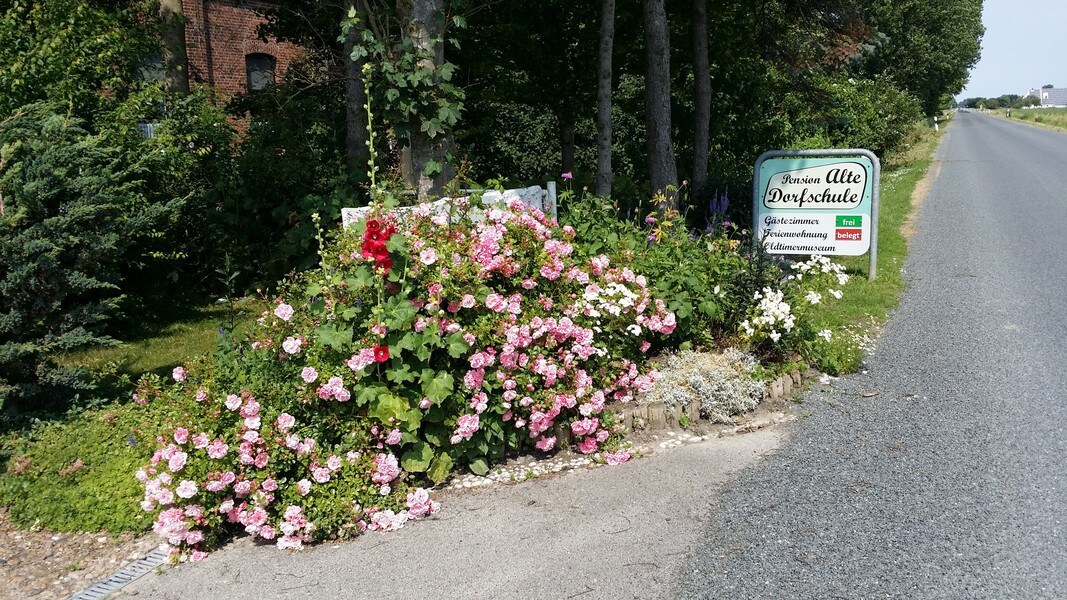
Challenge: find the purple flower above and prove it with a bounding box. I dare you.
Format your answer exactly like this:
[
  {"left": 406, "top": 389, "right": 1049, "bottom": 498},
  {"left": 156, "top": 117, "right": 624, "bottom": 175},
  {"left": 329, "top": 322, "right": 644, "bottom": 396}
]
[{"left": 561, "top": 172, "right": 573, "bottom": 180}]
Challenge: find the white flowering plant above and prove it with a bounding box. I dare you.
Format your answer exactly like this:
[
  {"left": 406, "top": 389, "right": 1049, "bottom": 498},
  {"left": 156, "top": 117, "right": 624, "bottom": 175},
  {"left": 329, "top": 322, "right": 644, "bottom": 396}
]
[{"left": 738, "top": 255, "right": 849, "bottom": 355}]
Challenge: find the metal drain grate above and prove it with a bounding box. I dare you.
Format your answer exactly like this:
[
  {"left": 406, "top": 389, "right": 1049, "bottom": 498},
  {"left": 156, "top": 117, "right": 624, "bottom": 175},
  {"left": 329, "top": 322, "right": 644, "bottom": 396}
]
[{"left": 68, "top": 546, "right": 168, "bottom": 600}]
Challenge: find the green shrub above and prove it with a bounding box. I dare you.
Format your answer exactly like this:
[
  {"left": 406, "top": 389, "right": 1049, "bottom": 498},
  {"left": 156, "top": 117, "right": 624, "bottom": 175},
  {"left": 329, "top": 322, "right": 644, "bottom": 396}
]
[
  {"left": 561, "top": 191, "right": 855, "bottom": 368},
  {"left": 820, "top": 74, "right": 923, "bottom": 156},
  {"left": 135, "top": 193, "right": 670, "bottom": 557},
  {"left": 219, "top": 58, "right": 356, "bottom": 289},
  {"left": 0, "top": 104, "right": 176, "bottom": 411},
  {"left": 560, "top": 192, "right": 779, "bottom": 347}
]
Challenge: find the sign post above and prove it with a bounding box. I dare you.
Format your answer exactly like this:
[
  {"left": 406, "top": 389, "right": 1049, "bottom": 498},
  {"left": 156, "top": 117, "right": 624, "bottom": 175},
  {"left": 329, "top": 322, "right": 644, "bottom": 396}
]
[{"left": 752, "top": 149, "right": 881, "bottom": 280}]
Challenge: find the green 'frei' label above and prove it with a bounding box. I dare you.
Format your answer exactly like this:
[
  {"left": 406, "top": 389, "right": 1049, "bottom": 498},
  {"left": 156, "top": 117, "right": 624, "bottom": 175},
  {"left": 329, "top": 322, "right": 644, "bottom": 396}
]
[{"left": 836, "top": 215, "right": 862, "bottom": 227}]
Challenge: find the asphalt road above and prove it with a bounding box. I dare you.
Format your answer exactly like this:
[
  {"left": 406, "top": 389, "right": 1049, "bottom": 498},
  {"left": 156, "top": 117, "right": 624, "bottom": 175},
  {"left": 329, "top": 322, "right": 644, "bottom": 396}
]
[{"left": 682, "top": 111, "right": 1067, "bottom": 597}]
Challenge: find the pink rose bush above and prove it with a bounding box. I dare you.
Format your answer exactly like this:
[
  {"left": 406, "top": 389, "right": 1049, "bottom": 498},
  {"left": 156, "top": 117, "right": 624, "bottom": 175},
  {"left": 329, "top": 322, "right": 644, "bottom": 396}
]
[{"left": 136, "top": 196, "right": 675, "bottom": 558}]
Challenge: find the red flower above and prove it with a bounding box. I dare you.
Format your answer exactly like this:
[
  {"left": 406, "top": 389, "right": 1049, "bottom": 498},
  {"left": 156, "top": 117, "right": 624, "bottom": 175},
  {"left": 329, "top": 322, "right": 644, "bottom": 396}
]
[
  {"left": 361, "top": 219, "right": 396, "bottom": 275},
  {"left": 361, "top": 239, "right": 387, "bottom": 259},
  {"left": 376, "top": 257, "right": 393, "bottom": 274},
  {"left": 373, "top": 346, "right": 390, "bottom": 363}
]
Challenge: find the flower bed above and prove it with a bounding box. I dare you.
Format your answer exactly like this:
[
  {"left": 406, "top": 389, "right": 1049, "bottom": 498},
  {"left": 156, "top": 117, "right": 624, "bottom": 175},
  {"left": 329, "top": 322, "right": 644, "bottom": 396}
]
[{"left": 134, "top": 197, "right": 677, "bottom": 558}]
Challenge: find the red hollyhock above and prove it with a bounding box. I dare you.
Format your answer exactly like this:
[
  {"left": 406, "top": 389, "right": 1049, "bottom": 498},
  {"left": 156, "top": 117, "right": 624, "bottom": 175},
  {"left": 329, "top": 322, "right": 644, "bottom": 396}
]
[
  {"left": 362, "top": 219, "right": 396, "bottom": 275},
  {"left": 373, "top": 346, "right": 390, "bottom": 363}
]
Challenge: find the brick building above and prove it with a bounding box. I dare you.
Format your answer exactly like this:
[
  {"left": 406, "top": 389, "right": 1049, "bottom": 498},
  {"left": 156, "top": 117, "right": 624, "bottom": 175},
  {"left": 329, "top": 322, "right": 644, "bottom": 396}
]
[{"left": 180, "top": 0, "right": 298, "bottom": 96}]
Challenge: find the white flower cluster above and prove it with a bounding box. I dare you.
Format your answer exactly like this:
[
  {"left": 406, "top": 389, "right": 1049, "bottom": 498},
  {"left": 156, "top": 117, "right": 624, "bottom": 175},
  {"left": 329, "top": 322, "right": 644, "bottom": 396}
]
[
  {"left": 792, "top": 255, "right": 850, "bottom": 287},
  {"left": 580, "top": 282, "right": 640, "bottom": 320},
  {"left": 740, "top": 287, "right": 795, "bottom": 343}
]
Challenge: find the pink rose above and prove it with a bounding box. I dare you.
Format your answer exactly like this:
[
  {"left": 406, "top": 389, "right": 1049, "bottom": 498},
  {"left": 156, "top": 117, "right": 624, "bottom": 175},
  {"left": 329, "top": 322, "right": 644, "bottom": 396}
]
[
  {"left": 274, "top": 303, "right": 295, "bottom": 321},
  {"left": 535, "top": 436, "right": 556, "bottom": 452},
  {"left": 282, "top": 336, "right": 302, "bottom": 355},
  {"left": 385, "top": 428, "right": 402, "bottom": 445},
  {"left": 173, "top": 428, "right": 189, "bottom": 444},
  {"left": 577, "top": 437, "right": 598, "bottom": 454},
  {"left": 296, "top": 479, "right": 311, "bottom": 496},
  {"left": 176, "top": 480, "right": 197, "bottom": 499},
  {"left": 419, "top": 248, "right": 438, "bottom": 265},
  {"left": 276, "top": 413, "right": 296, "bottom": 430}
]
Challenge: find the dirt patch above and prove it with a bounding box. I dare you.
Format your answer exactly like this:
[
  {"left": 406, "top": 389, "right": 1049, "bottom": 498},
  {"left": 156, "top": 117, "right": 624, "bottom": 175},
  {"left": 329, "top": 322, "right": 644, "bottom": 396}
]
[{"left": 902, "top": 158, "right": 942, "bottom": 239}]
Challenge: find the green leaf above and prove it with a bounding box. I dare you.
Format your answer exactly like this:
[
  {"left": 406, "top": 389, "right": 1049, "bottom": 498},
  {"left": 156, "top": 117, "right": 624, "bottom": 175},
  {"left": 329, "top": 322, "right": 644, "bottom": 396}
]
[
  {"left": 446, "top": 333, "right": 470, "bottom": 358},
  {"left": 404, "top": 408, "right": 423, "bottom": 430},
  {"left": 315, "top": 323, "right": 353, "bottom": 348},
  {"left": 401, "top": 442, "right": 434, "bottom": 472},
  {"left": 698, "top": 300, "right": 720, "bottom": 317},
  {"left": 468, "top": 457, "right": 489, "bottom": 476},
  {"left": 422, "top": 371, "right": 454, "bottom": 401},
  {"left": 427, "top": 452, "right": 454, "bottom": 484},
  {"left": 438, "top": 62, "right": 456, "bottom": 82},
  {"left": 424, "top": 429, "right": 445, "bottom": 446},
  {"left": 368, "top": 393, "right": 408, "bottom": 423},
  {"left": 395, "top": 332, "right": 418, "bottom": 354},
  {"left": 383, "top": 298, "right": 418, "bottom": 328},
  {"left": 356, "top": 385, "right": 386, "bottom": 407},
  {"left": 345, "top": 266, "right": 373, "bottom": 291},
  {"left": 386, "top": 363, "right": 415, "bottom": 385},
  {"left": 423, "top": 158, "right": 443, "bottom": 177}
]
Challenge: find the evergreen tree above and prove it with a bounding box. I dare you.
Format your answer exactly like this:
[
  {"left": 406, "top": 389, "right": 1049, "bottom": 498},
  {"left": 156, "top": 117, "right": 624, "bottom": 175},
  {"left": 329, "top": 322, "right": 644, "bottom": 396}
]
[{"left": 0, "top": 105, "right": 164, "bottom": 410}]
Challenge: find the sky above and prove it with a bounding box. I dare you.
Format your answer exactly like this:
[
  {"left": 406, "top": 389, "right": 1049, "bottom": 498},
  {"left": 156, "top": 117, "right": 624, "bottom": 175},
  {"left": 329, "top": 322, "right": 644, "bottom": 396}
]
[{"left": 958, "top": 0, "right": 1067, "bottom": 99}]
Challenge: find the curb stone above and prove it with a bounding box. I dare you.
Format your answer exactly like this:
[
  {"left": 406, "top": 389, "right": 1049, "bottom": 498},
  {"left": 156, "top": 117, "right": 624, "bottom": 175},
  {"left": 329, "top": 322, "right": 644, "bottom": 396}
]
[
  {"left": 440, "top": 368, "right": 806, "bottom": 493},
  {"left": 611, "top": 368, "right": 805, "bottom": 432}
]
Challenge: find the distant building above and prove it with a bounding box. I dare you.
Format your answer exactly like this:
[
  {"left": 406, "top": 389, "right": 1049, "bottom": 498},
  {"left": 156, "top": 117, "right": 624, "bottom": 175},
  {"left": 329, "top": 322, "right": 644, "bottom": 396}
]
[
  {"left": 1025, "top": 87, "right": 1067, "bottom": 107},
  {"left": 181, "top": 0, "right": 298, "bottom": 97}
]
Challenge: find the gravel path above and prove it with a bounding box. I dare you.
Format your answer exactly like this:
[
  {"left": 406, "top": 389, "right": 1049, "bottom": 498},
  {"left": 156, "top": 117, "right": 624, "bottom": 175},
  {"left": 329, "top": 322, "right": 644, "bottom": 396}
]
[
  {"left": 681, "top": 111, "right": 1067, "bottom": 597},
  {"left": 0, "top": 511, "right": 160, "bottom": 600}
]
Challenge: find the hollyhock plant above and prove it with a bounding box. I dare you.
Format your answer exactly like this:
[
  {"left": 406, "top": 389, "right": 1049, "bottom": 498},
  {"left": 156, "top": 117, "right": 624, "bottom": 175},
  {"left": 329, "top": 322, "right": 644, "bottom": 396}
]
[{"left": 137, "top": 194, "right": 679, "bottom": 560}]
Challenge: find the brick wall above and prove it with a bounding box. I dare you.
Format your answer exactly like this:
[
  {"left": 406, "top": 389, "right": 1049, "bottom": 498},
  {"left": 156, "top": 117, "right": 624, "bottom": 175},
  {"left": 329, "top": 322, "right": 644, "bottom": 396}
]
[{"left": 182, "top": 0, "right": 298, "bottom": 97}]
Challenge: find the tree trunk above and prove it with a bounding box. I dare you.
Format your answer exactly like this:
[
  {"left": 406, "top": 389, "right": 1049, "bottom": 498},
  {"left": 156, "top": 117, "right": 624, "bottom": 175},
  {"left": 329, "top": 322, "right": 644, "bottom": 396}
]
[
  {"left": 690, "top": 0, "right": 710, "bottom": 202},
  {"left": 560, "top": 120, "right": 575, "bottom": 175},
  {"left": 159, "top": 0, "right": 190, "bottom": 94},
  {"left": 401, "top": 0, "right": 447, "bottom": 201},
  {"left": 342, "top": 0, "right": 370, "bottom": 182},
  {"left": 595, "top": 0, "right": 615, "bottom": 197},
  {"left": 643, "top": 0, "right": 677, "bottom": 209}
]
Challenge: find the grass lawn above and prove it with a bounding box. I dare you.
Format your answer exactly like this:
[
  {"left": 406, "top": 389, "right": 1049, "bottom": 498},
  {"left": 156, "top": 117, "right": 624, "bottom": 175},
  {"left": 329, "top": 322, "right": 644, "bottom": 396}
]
[
  {"left": 0, "top": 298, "right": 267, "bottom": 533},
  {"left": 55, "top": 298, "right": 266, "bottom": 379},
  {"left": 997, "top": 107, "right": 1067, "bottom": 132}
]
